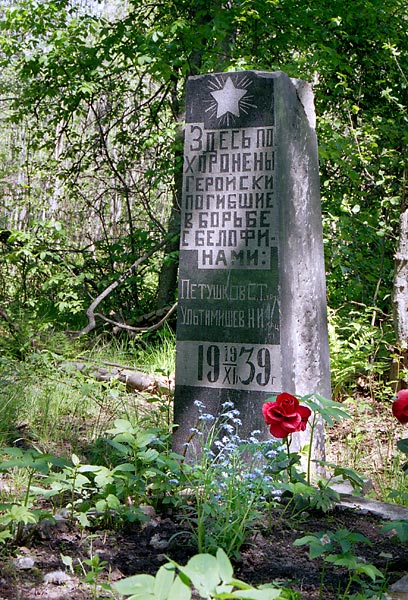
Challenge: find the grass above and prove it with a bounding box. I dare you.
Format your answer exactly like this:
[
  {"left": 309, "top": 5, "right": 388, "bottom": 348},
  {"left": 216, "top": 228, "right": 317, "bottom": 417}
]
[
  {"left": 0, "top": 326, "right": 406, "bottom": 505},
  {"left": 326, "top": 391, "right": 408, "bottom": 504},
  {"left": 0, "top": 327, "right": 406, "bottom": 600},
  {"left": 0, "top": 329, "right": 175, "bottom": 455}
]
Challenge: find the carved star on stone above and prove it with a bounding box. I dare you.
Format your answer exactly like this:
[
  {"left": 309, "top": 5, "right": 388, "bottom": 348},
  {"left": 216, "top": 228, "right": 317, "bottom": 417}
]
[{"left": 210, "top": 77, "right": 248, "bottom": 119}]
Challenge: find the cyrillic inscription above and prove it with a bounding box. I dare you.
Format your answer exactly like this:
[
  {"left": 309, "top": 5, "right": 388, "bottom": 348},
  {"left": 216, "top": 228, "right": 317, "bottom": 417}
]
[
  {"left": 176, "top": 71, "right": 281, "bottom": 392},
  {"left": 181, "top": 125, "right": 277, "bottom": 270}
]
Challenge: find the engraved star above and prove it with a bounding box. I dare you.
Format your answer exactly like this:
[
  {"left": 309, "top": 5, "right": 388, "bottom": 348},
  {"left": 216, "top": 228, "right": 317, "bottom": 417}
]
[{"left": 210, "top": 77, "right": 248, "bottom": 119}]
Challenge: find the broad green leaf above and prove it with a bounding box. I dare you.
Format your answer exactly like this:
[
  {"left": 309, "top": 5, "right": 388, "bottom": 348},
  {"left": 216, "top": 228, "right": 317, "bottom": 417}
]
[
  {"left": 106, "top": 419, "right": 135, "bottom": 435},
  {"left": 0, "top": 530, "right": 12, "bottom": 544},
  {"left": 95, "top": 499, "right": 107, "bottom": 513},
  {"left": 178, "top": 554, "right": 220, "bottom": 596},
  {"left": 381, "top": 520, "right": 408, "bottom": 542},
  {"left": 106, "top": 439, "right": 131, "bottom": 455},
  {"left": 135, "top": 431, "right": 158, "bottom": 449},
  {"left": 77, "top": 512, "right": 91, "bottom": 528},
  {"left": 113, "top": 463, "right": 135, "bottom": 473},
  {"left": 154, "top": 564, "right": 175, "bottom": 600},
  {"left": 332, "top": 466, "right": 366, "bottom": 490},
  {"left": 325, "top": 552, "right": 358, "bottom": 569},
  {"left": 114, "top": 574, "right": 155, "bottom": 596},
  {"left": 355, "top": 563, "right": 384, "bottom": 581},
  {"left": 229, "top": 588, "right": 282, "bottom": 599},
  {"left": 137, "top": 55, "right": 152, "bottom": 65},
  {"left": 78, "top": 464, "right": 103, "bottom": 473},
  {"left": 217, "top": 547, "right": 234, "bottom": 583},
  {"left": 167, "top": 574, "right": 191, "bottom": 600}
]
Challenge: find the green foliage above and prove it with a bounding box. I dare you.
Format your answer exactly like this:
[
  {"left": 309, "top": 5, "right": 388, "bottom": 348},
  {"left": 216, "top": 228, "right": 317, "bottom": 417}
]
[
  {"left": 0, "top": 446, "right": 65, "bottom": 540},
  {"left": 180, "top": 402, "right": 281, "bottom": 557},
  {"left": 380, "top": 520, "right": 408, "bottom": 543},
  {"left": 0, "top": 0, "right": 406, "bottom": 338},
  {"left": 397, "top": 437, "right": 408, "bottom": 472},
  {"left": 0, "top": 221, "right": 90, "bottom": 328},
  {"left": 0, "top": 338, "right": 118, "bottom": 445},
  {"left": 294, "top": 529, "right": 384, "bottom": 599},
  {"left": 114, "top": 547, "right": 287, "bottom": 599},
  {"left": 328, "top": 308, "right": 394, "bottom": 397},
  {"left": 80, "top": 552, "right": 112, "bottom": 600}
]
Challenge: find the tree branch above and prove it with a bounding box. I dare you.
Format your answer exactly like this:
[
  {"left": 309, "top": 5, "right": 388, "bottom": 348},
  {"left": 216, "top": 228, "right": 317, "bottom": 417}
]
[
  {"left": 79, "top": 238, "right": 168, "bottom": 336},
  {"left": 94, "top": 302, "right": 177, "bottom": 333}
]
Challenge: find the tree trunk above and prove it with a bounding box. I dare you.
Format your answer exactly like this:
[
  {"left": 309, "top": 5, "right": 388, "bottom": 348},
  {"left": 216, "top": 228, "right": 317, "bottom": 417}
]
[
  {"left": 391, "top": 206, "right": 408, "bottom": 389},
  {"left": 155, "top": 1, "right": 234, "bottom": 310},
  {"left": 156, "top": 121, "right": 183, "bottom": 309}
]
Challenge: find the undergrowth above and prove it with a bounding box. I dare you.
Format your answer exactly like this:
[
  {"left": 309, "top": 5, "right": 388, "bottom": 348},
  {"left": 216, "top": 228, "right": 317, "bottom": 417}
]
[{"left": 0, "top": 316, "right": 406, "bottom": 599}]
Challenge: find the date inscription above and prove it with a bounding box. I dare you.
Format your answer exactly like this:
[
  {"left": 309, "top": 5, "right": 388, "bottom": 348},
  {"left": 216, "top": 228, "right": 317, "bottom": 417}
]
[{"left": 176, "top": 341, "right": 281, "bottom": 392}]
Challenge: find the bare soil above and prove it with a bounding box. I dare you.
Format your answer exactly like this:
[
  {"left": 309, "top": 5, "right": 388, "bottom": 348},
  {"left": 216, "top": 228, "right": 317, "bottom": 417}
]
[{"left": 0, "top": 504, "right": 406, "bottom": 600}]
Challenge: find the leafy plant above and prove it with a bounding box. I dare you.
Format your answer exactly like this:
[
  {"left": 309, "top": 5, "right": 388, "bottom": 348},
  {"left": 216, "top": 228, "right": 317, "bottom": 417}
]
[
  {"left": 261, "top": 393, "right": 361, "bottom": 515},
  {"left": 114, "top": 547, "right": 289, "bottom": 600},
  {"left": 294, "top": 529, "right": 384, "bottom": 599},
  {"left": 380, "top": 520, "right": 408, "bottom": 543},
  {"left": 102, "top": 418, "right": 185, "bottom": 510},
  {"left": 180, "top": 401, "right": 281, "bottom": 557},
  {"left": 79, "top": 552, "right": 113, "bottom": 600},
  {"left": 0, "top": 446, "right": 66, "bottom": 541}
]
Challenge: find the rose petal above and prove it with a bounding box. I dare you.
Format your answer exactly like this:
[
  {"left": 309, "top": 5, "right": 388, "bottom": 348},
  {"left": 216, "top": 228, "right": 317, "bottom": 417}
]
[
  {"left": 392, "top": 394, "right": 408, "bottom": 424},
  {"left": 397, "top": 389, "right": 408, "bottom": 403},
  {"left": 298, "top": 404, "right": 312, "bottom": 428},
  {"left": 275, "top": 393, "right": 299, "bottom": 416},
  {"left": 268, "top": 423, "right": 290, "bottom": 438}
]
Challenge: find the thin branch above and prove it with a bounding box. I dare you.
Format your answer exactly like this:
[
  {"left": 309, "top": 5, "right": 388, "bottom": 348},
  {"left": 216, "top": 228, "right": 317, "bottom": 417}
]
[
  {"left": 94, "top": 302, "right": 177, "bottom": 333},
  {"left": 79, "top": 238, "right": 168, "bottom": 335}
]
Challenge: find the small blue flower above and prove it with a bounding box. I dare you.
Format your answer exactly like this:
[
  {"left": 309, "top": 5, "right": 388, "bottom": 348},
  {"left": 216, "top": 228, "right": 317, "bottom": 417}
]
[{"left": 199, "top": 412, "right": 216, "bottom": 421}]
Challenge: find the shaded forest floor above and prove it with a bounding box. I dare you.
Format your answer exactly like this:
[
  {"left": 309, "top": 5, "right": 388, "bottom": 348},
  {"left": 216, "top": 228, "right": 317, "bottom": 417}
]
[
  {"left": 0, "top": 504, "right": 406, "bottom": 600},
  {"left": 1, "top": 377, "right": 407, "bottom": 599}
]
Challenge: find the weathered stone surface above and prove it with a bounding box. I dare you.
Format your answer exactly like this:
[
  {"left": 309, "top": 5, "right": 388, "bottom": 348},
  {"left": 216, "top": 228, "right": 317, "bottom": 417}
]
[
  {"left": 388, "top": 575, "right": 408, "bottom": 600},
  {"left": 173, "top": 71, "right": 330, "bottom": 457},
  {"left": 338, "top": 493, "right": 408, "bottom": 521}
]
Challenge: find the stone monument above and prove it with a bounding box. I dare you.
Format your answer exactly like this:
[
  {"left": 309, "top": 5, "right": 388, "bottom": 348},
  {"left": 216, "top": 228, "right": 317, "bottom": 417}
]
[{"left": 173, "top": 70, "right": 331, "bottom": 457}]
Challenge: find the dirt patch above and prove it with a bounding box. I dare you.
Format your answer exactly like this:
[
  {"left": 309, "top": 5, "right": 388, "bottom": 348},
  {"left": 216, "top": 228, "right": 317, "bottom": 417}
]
[{"left": 0, "top": 505, "right": 406, "bottom": 599}]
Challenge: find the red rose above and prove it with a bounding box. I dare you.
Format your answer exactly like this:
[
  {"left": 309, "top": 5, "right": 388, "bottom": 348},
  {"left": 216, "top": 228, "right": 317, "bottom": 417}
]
[
  {"left": 262, "top": 392, "right": 312, "bottom": 439},
  {"left": 392, "top": 390, "right": 408, "bottom": 425}
]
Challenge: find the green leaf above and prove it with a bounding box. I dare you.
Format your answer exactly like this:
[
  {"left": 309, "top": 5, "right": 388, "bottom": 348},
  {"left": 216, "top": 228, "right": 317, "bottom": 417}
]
[
  {"left": 106, "top": 439, "right": 131, "bottom": 455},
  {"left": 325, "top": 552, "right": 358, "bottom": 569},
  {"left": 178, "top": 554, "right": 220, "bottom": 597},
  {"left": 61, "top": 554, "right": 74, "bottom": 572},
  {"left": 397, "top": 438, "right": 408, "bottom": 456},
  {"left": 0, "top": 530, "right": 12, "bottom": 544},
  {"left": 106, "top": 419, "right": 135, "bottom": 436},
  {"left": 217, "top": 547, "right": 234, "bottom": 583},
  {"left": 78, "top": 464, "right": 103, "bottom": 473},
  {"left": 137, "top": 55, "right": 152, "bottom": 65},
  {"left": 135, "top": 431, "right": 158, "bottom": 449},
  {"left": 113, "top": 463, "right": 135, "bottom": 473},
  {"left": 0, "top": 504, "right": 38, "bottom": 525},
  {"left": 229, "top": 589, "right": 282, "bottom": 599},
  {"left": 167, "top": 574, "right": 191, "bottom": 600},
  {"left": 332, "top": 465, "right": 366, "bottom": 490},
  {"left": 293, "top": 535, "right": 330, "bottom": 559},
  {"left": 381, "top": 520, "right": 408, "bottom": 542},
  {"left": 77, "top": 512, "right": 91, "bottom": 528},
  {"left": 154, "top": 564, "right": 176, "bottom": 600},
  {"left": 114, "top": 574, "right": 156, "bottom": 596},
  {"left": 355, "top": 563, "right": 384, "bottom": 581}
]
